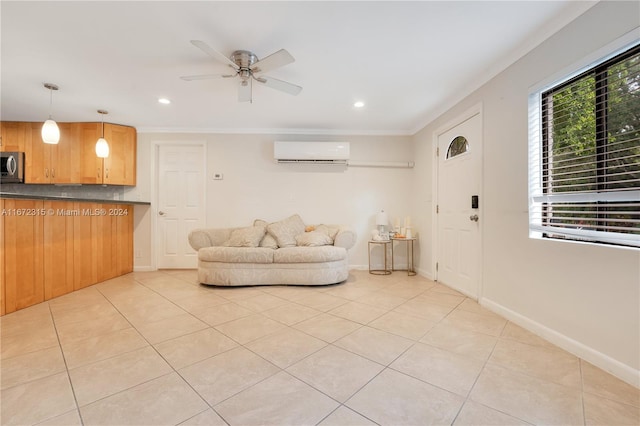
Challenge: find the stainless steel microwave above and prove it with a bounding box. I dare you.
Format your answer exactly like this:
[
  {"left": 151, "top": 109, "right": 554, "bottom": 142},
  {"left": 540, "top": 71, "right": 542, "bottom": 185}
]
[{"left": 0, "top": 151, "right": 25, "bottom": 183}]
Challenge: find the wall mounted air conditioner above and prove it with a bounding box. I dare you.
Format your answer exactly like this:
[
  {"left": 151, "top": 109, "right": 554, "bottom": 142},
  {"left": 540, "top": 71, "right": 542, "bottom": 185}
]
[{"left": 274, "top": 141, "right": 350, "bottom": 164}]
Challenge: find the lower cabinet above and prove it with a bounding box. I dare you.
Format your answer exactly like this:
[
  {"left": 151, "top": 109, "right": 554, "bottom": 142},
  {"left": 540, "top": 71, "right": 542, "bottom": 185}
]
[
  {"left": 1, "top": 199, "right": 134, "bottom": 315},
  {"left": 2, "top": 199, "right": 45, "bottom": 313}
]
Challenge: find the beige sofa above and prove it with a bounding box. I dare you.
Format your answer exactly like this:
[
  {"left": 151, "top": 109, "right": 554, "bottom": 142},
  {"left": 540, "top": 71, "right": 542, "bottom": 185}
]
[{"left": 188, "top": 215, "right": 357, "bottom": 286}]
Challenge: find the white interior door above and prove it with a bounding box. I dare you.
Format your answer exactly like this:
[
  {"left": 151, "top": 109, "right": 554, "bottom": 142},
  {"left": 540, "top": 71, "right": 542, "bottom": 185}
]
[
  {"left": 156, "top": 144, "right": 206, "bottom": 269},
  {"left": 436, "top": 113, "right": 482, "bottom": 298}
]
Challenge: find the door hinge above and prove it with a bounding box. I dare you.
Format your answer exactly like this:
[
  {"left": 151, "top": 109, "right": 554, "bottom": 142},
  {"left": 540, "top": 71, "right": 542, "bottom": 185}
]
[
  {"left": 436, "top": 205, "right": 439, "bottom": 214},
  {"left": 436, "top": 262, "right": 439, "bottom": 272},
  {"left": 436, "top": 147, "right": 439, "bottom": 157}
]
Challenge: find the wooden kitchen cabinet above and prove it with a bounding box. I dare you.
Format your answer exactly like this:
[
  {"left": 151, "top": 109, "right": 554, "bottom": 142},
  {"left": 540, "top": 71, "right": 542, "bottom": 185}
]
[
  {"left": 116, "top": 204, "right": 134, "bottom": 275},
  {"left": 1, "top": 198, "right": 136, "bottom": 315},
  {"left": 73, "top": 202, "right": 98, "bottom": 290},
  {"left": 75, "top": 202, "right": 134, "bottom": 285},
  {"left": 24, "top": 122, "right": 82, "bottom": 184},
  {"left": 1, "top": 121, "right": 136, "bottom": 186},
  {"left": 1, "top": 199, "right": 5, "bottom": 315},
  {"left": 2, "top": 199, "right": 45, "bottom": 314},
  {"left": 78, "top": 123, "right": 136, "bottom": 186},
  {"left": 0, "top": 121, "right": 28, "bottom": 152},
  {"left": 43, "top": 201, "right": 75, "bottom": 300},
  {"left": 102, "top": 124, "right": 136, "bottom": 186},
  {"left": 77, "top": 123, "right": 103, "bottom": 185}
]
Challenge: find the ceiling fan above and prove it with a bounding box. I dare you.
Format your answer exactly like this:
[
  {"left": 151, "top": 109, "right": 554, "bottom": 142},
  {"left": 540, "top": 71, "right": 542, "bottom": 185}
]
[{"left": 180, "top": 40, "right": 302, "bottom": 103}]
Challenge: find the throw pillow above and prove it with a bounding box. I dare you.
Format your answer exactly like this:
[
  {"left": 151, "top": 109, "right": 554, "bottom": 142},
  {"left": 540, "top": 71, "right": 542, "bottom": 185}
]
[
  {"left": 254, "top": 219, "right": 278, "bottom": 249},
  {"left": 266, "top": 214, "right": 306, "bottom": 247},
  {"left": 295, "top": 231, "right": 333, "bottom": 247},
  {"left": 314, "top": 224, "right": 340, "bottom": 241},
  {"left": 222, "top": 225, "right": 266, "bottom": 247}
]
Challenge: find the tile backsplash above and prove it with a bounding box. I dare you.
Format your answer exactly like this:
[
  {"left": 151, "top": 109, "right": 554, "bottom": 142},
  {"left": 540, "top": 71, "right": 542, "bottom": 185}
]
[{"left": 0, "top": 183, "right": 126, "bottom": 201}]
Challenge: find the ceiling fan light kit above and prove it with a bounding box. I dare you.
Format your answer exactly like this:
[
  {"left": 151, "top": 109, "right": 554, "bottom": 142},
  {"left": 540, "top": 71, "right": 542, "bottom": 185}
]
[{"left": 181, "top": 40, "right": 302, "bottom": 103}]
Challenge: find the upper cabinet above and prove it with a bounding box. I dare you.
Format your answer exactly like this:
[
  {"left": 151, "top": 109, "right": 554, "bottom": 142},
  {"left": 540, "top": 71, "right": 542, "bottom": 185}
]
[
  {"left": 0, "top": 121, "right": 136, "bottom": 186},
  {"left": 0, "top": 121, "right": 28, "bottom": 152},
  {"left": 102, "top": 124, "right": 136, "bottom": 186},
  {"left": 25, "top": 122, "right": 82, "bottom": 184}
]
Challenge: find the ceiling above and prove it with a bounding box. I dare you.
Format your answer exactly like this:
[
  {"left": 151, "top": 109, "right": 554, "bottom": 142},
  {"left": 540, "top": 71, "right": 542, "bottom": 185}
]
[{"left": 1, "top": 1, "right": 595, "bottom": 135}]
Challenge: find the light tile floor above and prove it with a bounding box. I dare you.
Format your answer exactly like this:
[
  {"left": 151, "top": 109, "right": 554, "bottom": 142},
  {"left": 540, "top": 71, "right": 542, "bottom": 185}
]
[{"left": 1, "top": 270, "right": 638, "bottom": 425}]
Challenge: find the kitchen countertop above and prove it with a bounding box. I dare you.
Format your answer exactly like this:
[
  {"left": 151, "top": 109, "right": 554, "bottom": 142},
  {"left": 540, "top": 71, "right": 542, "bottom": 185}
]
[{"left": 0, "top": 192, "right": 151, "bottom": 205}]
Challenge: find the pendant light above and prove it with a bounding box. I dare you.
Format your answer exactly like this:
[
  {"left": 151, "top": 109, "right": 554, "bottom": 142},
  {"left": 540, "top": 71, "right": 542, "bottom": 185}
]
[
  {"left": 95, "top": 109, "right": 110, "bottom": 158},
  {"left": 41, "top": 83, "right": 60, "bottom": 144}
]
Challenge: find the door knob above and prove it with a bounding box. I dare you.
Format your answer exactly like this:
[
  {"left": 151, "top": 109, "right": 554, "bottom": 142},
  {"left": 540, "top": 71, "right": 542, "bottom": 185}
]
[
  {"left": 159, "top": 211, "right": 166, "bottom": 216},
  {"left": 469, "top": 214, "right": 479, "bottom": 222}
]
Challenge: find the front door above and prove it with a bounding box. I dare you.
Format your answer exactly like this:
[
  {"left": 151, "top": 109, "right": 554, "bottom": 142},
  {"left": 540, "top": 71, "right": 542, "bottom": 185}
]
[
  {"left": 156, "top": 144, "right": 206, "bottom": 269},
  {"left": 436, "top": 112, "right": 482, "bottom": 298}
]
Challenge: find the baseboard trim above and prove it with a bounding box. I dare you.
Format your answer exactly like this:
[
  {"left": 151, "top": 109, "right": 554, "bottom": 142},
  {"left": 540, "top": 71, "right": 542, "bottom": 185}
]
[
  {"left": 481, "top": 298, "right": 640, "bottom": 389},
  {"left": 416, "top": 267, "right": 434, "bottom": 281},
  {"left": 133, "top": 266, "right": 155, "bottom": 272}
]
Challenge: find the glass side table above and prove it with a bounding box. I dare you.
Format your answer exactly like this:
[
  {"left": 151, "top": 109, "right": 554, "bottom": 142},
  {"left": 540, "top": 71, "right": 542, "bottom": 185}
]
[
  {"left": 368, "top": 240, "right": 391, "bottom": 275},
  {"left": 391, "top": 237, "right": 416, "bottom": 276}
]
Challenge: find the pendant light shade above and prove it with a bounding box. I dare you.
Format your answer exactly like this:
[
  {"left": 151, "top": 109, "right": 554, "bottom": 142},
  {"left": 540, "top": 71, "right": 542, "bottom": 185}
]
[
  {"left": 42, "top": 83, "right": 60, "bottom": 144},
  {"left": 41, "top": 119, "right": 60, "bottom": 144},
  {"left": 96, "top": 109, "right": 110, "bottom": 158},
  {"left": 95, "top": 137, "right": 110, "bottom": 158}
]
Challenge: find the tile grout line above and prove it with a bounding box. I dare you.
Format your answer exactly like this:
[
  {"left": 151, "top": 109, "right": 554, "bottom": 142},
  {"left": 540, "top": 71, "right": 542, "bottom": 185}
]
[{"left": 46, "top": 302, "right": 86, "bottom": 426}]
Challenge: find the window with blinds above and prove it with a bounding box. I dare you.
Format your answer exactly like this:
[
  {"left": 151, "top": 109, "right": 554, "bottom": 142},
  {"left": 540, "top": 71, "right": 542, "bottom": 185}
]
[{"left": 530, "top": 43, "right": 639, "bottom": 248}]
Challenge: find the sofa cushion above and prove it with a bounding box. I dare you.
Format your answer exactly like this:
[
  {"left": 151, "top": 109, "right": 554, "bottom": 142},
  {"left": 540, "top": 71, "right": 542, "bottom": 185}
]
[
  {"left": 266, "top": 214, "right": 306, "bottom": 248},
  {"left": 254, "top": 219, "right": 279, "bottom": 249},
  {"left": 295, "top": 231, "right": 333, "bottom": 247},
  {"left": 223, "top": 225, "right": 266, "bottom": 247},
  {"left": 199, "top": 247, "right": 274, "bottom": 263},
  {"left": 273, "top": 246, "right": 347, "bottom": 263}
]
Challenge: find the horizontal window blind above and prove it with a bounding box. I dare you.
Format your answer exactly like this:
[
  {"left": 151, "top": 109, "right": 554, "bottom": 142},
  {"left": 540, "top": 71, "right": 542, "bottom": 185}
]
[{"left": 530, "top": 43, "right": 640, "bottom": 248}]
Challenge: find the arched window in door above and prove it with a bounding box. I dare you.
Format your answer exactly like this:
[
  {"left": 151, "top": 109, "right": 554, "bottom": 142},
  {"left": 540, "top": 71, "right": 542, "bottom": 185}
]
[{"left": 446, "top": 136, "right": 469, "bottom": 159}]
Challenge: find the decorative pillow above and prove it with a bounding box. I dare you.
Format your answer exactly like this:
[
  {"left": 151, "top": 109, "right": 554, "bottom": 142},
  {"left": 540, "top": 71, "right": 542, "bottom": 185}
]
[
  {"left": 295, "top": 231, "right": 333, "bottom": 247},
  {"left": 314, "top": 224, "right": 340, "bottom": 241},
  {"left": 222, "top": 225, "right": 266, "bottom": 247},
  {"left": 266, "top": 214, "right": 306, "bottom": 247},
  {"left": 254, "top": 219, "right": 278, "bottom": 249}
]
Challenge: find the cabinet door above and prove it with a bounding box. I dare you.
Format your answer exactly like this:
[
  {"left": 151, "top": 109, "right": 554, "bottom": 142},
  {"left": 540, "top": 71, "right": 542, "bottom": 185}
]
[
  {"left": 25, "top": 122, "right": 52, "bottom": 183},
  {"left": 43, "top": 201, "right": 75, "bottom": 299},
  {"left": 51, "top": 123, "right": 82, "bottom": 184},
  {"left": 1, "top": 199, "right": 5, "bottom": 316},
  {"left": 103, "top": 124, "right": 136, "bottom": 186},
  {"left": 0, "top": 121, "right": 28, "bottom": 152},
  {"left": 73, "top": 202, "right": 98, "bottom": 290},
  {"left": 78, "top": 123, "right": 104, "bottom": 184},
  {"left": 3, "top": 199, "right": 44, "bottom": 313},
  {"left": 96, "top": 204, "right": 118, "bottom": 281},
  {"left": 116, "top": 204, "right": 134, "bottom": 275}
]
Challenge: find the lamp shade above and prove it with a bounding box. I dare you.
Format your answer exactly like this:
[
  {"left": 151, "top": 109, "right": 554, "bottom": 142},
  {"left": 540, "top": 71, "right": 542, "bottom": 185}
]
[
  {"left": 95, "top": 138, "right": 110, "bottom": 158},
  {"left": 41, "top": 119, "right": 60, "bottom": 144},
  {"left": 376, "top": 210, "right": 388, "bottom": 226}
]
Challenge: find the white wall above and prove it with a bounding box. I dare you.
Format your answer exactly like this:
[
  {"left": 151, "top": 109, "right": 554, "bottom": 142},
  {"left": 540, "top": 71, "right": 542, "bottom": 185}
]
[
  {"left": 126, "top": 133, "right": 414, "bottom": 270},
  {"left": 412, "top": 1, "right": 640, "bottom": 386}
]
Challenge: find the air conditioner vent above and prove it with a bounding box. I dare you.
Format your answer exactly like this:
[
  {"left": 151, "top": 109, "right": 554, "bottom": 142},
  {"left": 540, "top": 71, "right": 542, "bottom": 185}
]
[{"left": 274, "top": 141, "right": 350, "bottom": 163}]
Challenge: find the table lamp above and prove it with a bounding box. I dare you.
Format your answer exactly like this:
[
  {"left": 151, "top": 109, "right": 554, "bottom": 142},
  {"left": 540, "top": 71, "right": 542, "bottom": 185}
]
[{"left": 376, "top": 210, "right": 389, "bottom": 239}]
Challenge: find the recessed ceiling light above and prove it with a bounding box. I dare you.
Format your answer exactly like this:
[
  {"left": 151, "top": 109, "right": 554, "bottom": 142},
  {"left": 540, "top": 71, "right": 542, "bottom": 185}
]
[
  {"left": 158, "top": 98, "right": 171, "bottom": 104},
  {"left": 354, "top": 101, "right": 365, "bottom": 108}
]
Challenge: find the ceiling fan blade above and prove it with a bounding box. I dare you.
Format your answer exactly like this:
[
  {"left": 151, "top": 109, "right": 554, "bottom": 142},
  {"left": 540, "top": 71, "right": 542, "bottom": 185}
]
[
  {"left": 251, "top": 49, "right": 294, "bottom": 75},
  {"left": 180, "top": 73, "right": 235, "bottom": 81},
  {"left": 255, "top": 76, "right": 302, "bottom": 96},
  {"left": 238, "top": 80, "right": 252, "bottom": 103},
  {"left": 190, "top": 40, "right": 239, "bottom": 70}
]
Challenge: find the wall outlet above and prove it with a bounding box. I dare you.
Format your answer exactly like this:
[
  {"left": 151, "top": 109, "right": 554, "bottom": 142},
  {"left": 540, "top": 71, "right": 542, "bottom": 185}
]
[
  {"left": 213, "top": 173, "right": 224, "bottom": 180},
  {"left": 135, "top": 250, "right": 142, "bottom": 259}
]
